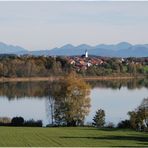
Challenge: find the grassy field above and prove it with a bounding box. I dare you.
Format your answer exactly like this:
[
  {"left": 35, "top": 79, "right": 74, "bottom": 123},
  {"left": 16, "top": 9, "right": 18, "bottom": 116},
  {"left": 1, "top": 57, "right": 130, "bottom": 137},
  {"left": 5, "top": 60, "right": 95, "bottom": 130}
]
[{"left": 0, "top": 127, "right": 147, "bottom": 147}]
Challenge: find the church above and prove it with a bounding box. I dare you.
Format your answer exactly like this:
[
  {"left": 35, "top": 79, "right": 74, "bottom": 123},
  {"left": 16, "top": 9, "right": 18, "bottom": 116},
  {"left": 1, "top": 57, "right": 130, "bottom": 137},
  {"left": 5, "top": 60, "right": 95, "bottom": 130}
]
[{"left": 81, "top": 50, "right": 88, "bottom": 58}]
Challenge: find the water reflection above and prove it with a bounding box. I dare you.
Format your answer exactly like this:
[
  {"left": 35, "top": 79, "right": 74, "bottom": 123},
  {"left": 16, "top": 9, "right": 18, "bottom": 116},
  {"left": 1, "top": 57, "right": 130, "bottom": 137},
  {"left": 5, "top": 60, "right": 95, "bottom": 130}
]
[
  {"left": 0, "top": 78, "right": 147, "bottom": 126},
  {"left": 88, "top": 78, "right": 148, "bottom": 90},
  {"left": 0, "top": 79, "right": 147, "bottom": 99}
]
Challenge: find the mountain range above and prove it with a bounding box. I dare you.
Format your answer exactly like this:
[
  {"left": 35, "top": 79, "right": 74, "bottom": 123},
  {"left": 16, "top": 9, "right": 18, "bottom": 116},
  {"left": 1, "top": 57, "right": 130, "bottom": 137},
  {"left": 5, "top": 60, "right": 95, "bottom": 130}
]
[{"left": 0, "top": 42, "right": 148, "bottom": 57}]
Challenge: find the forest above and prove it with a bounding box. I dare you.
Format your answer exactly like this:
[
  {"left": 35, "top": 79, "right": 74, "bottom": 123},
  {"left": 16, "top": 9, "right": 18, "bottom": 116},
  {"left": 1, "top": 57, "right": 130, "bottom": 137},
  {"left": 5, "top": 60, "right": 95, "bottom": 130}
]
[{"left": 0, "top": 55, "right": 147, "bottom": 77}]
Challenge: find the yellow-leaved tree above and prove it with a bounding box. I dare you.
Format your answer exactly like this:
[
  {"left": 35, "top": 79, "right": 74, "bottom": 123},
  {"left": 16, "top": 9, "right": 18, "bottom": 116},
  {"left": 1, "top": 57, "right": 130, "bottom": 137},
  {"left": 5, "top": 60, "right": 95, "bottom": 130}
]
[{"left": 48, "top": 72, "right": 91, "bottom": 126}]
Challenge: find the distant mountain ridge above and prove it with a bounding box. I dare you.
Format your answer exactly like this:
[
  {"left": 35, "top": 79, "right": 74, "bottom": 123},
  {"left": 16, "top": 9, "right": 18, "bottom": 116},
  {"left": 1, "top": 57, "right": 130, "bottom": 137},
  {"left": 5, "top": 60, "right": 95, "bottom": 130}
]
[
  {"left": 0, "top": 42, "right": 148, "bottom": 57},
  {"left": 0, "top": 42, "right": 28, "bottom": 54}
]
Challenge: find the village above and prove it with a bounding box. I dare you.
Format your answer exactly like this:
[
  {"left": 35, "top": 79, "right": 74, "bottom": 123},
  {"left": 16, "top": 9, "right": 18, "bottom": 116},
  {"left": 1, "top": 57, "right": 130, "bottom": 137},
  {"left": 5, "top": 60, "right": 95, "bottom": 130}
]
[
  {"left": 66, "top": 50, "right": 148, "bottom": 72},
  {"left": 66, "top": 50, "right": 104, "bottom": 71}
]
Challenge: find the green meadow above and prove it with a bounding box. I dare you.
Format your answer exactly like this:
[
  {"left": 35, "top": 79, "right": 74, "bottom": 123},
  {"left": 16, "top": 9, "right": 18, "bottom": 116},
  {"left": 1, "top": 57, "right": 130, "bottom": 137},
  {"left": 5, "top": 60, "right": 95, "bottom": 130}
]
[{"left": 0, "top": 127, "right": 147, "bottom": 147}]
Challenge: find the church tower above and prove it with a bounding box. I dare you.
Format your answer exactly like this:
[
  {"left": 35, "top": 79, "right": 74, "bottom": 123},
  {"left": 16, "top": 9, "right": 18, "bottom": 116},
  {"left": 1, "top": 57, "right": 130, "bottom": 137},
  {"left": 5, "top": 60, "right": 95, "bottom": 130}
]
[{"left": 85, "top": 50, "right": 88, "bottom": 58}]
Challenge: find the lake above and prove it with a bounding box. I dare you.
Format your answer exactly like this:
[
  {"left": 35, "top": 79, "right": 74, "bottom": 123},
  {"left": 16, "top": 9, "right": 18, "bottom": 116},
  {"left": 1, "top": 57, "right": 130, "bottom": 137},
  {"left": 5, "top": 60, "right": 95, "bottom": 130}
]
[{"left": 0, "top": 79, "right": 148, "bottom": 126}]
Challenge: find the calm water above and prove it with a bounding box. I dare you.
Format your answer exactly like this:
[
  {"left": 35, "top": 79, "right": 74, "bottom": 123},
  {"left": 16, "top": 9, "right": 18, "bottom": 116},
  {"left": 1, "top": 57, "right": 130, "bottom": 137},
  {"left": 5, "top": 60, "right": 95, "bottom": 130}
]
[{"left": 0, "top": 79, "right": 148, "bottom": 126}]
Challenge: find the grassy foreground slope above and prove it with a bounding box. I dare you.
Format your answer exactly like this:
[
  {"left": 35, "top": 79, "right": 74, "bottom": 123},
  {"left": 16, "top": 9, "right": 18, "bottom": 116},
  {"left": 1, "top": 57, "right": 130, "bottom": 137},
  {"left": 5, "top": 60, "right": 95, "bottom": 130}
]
[{"left": 0, "top": 127, "right": 147, "bottom": 147}]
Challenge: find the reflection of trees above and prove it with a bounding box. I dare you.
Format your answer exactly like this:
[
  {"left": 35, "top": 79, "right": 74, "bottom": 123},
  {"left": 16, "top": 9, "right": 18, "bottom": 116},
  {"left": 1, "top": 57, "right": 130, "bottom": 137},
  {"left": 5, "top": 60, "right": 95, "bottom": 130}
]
[
  {"left": 0, "top": 81, "right": 50, "bottom": 100},
  {"left": 89, "top": 78, "right": 148, "bottom": 90},
  {"left": 0, "top": 78, "right": 147, "bottom": 100}
]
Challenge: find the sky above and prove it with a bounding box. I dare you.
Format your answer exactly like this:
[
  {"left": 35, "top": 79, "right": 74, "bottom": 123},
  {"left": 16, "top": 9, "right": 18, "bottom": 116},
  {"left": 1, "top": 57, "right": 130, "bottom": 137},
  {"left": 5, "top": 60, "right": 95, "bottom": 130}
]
[{"left": 0, "top": 1, "right": 148, "bottom": 50}]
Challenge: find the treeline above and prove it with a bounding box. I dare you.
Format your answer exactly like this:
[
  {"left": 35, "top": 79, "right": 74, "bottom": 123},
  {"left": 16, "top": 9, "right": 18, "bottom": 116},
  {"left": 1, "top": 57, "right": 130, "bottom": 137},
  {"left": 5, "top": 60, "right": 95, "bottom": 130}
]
[
  {"left": 0, "top": 55, "right": 147, "bottom": 77},
  {"left": 83, "top": 58, "right": 148, "bottom": 76},
  {"left": 0, "top": 116, "right": 42, "bottom": 127},
  {"left": 0, "top": 56, "right": 71, "bottom": 77}
]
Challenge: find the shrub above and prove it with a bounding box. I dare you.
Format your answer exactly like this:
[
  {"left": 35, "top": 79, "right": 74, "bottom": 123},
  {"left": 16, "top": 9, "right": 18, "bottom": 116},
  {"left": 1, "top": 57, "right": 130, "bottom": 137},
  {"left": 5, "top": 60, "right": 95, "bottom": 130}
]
[
  {"left": 11, "top": 117, "right": 24, "bottom": 126},
  {"left": 0, "top": 117, "right": 11, "bottom": 126},
  {"left": 24, "top": 119, "right": 42, "bottom": 127},
  {"left": 106, "top": 122, "right": 115, "bottom": 128},
  {"left": 117, "top": 120, "right": 131, "bottom": 128}
]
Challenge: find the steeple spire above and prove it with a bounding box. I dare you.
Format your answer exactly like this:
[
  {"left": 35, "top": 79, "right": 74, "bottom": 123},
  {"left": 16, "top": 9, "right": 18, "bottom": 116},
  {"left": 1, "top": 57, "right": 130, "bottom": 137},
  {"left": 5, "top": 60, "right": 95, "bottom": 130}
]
[{"left": 85, "top": 50, "right": 88, "bottom": 58}]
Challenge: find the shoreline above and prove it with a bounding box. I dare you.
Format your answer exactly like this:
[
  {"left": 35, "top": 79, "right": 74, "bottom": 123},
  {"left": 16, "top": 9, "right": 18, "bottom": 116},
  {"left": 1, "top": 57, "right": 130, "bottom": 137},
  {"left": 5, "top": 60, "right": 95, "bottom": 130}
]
[{"left": 0, "top": 76, "right": 146, "bottom": 82}]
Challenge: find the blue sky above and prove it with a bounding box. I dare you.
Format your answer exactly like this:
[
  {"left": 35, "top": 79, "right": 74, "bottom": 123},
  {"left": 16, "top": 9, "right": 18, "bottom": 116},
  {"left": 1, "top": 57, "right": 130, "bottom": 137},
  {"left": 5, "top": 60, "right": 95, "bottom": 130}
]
[{"left": 0, "top": 1, "right": 148, "bottom": 50}]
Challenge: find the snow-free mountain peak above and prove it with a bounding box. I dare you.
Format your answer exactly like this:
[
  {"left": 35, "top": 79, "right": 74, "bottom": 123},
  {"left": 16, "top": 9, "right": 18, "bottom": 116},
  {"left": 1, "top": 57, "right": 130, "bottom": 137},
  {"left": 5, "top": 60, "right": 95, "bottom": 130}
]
[
  {"left": 0, "top": 41, "right": 147, "bottom": 57},
  {"left": 0, "top": 42, "right": 28, "bottom": 54}
]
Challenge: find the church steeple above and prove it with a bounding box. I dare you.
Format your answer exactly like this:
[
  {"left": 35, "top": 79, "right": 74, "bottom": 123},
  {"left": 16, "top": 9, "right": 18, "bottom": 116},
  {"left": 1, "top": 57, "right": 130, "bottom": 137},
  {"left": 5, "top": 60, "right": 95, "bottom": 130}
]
[{"left": 85, "top": 50, "right": 88, "bottom": 58}]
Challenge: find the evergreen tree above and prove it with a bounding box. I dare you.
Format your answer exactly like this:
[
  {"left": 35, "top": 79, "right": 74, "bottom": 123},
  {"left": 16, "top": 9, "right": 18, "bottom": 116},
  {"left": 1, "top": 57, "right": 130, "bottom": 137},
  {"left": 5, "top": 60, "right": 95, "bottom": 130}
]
[{"left": 93, "top": 109, "right": 105, "bottom": 127}]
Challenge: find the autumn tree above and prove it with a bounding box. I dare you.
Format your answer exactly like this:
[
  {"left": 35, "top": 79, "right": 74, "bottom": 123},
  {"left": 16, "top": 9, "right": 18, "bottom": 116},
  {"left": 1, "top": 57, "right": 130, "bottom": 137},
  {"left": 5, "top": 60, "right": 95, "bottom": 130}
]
[
  {"left": 53, "top": 72, "right": 91, "bottom": 126},
  {"left": 127, "top": 63, "right": 137, "bottom": 75},
  {"left": 128, "top": 111, "right": 138, "bottom": 129},
  {"left": 128, "top": 98, "right": 148, "bottom": 131}
]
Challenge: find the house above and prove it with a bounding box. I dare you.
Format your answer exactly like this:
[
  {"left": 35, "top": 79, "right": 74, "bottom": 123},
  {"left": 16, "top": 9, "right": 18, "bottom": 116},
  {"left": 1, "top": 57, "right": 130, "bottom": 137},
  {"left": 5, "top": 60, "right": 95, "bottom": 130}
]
[{"left": 69, "top": 59, "right": 75, "bottom": 65}]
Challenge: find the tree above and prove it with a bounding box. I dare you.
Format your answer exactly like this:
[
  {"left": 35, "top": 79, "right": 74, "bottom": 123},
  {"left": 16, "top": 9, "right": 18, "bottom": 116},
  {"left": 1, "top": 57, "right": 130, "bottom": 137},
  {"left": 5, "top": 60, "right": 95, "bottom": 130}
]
[
  {"left": 93, "top": 109, "right": 105, "bottom": 128},
  {"left": 127, "top": 63, "right": 137, "bottom": 75},
  {"left": 128, "top": 98, "right": 148, "bottom": 131},
  {"left": 139, "top": 98, "right": 148, "bottom": 128},
  {"left": 53, "top": 72, "right": 91, "bottom": 126},
  {"left": 128, "top": 111, "right": 138, "bottom": 129},
  {"left": 11, "top": 117, "right": 24, "bottom": 126},
  {"left": 46, "top": 81, "right": 62, "bottom": 125},
  {"left": 117, "top": 120, "right": 131, "bottom": 128}
]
